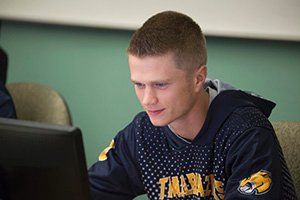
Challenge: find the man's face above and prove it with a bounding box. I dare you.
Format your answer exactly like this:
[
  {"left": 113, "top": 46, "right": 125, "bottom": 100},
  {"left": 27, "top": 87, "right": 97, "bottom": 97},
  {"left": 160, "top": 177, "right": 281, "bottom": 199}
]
[{"left": 128, "top": 52, "right": 201, "bottom": 127}]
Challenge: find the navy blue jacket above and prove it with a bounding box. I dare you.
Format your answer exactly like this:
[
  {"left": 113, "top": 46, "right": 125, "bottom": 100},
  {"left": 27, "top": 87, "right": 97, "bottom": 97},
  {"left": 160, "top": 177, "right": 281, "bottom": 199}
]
[
  {"left": 0, "top": 82, "right": 16, "bottom": 119},
  {"left": 88, "top": 89, "right": 297, "bottom": 199}
]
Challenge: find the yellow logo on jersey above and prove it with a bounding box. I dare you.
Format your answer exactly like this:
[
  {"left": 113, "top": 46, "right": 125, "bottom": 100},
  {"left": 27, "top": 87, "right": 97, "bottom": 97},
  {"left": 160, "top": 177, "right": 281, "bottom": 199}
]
[
  {"left": 238, "top": 170, "right": 272, "bottom": 195},
  {"left": 159, "top": 173, "right": 224, "bottom": 199},
  {"left": 98, "top": 139, "right": 115, "bottom": 161}
]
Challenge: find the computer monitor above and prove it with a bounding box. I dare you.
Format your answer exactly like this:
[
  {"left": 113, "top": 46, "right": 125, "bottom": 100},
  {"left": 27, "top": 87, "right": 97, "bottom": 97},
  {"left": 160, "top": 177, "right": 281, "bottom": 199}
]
[{"left": 0, "top": 118, "right": 91, "bottom": 200}]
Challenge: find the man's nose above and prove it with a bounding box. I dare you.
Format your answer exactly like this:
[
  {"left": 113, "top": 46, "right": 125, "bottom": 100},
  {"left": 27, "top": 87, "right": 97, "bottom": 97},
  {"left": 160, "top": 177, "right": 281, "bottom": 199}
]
[{"left": 142, "top": 87, "right": 158, "bottom": 106}]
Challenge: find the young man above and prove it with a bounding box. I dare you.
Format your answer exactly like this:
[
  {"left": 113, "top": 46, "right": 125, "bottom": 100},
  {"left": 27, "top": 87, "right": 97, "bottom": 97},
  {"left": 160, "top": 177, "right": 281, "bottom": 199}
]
[
  {"left": 88, "top": 11, "right": 297, "bottom": 199},
  {"left": 0, "top": 47, "right": 16, "bottom": 118}
]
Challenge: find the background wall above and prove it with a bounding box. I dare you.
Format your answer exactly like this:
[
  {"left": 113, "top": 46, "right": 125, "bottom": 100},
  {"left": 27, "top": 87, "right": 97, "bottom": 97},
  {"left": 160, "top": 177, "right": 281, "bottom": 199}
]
[
  {"left": 1, "top": 20, "right": 300, "bottom": 199},
  {"left": 1, "top": 0, "right": 300, "bottom": 41}
]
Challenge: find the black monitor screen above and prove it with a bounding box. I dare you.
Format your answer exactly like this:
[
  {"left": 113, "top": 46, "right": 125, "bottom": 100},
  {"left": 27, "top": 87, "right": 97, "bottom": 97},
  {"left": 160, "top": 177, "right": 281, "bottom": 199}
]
[{"left": 0, "top": 118, "right": 91, "bottom": 200}]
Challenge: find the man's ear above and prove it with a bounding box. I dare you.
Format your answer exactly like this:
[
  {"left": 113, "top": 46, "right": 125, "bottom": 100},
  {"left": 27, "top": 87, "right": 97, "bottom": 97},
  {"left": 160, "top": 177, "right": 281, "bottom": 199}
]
[{"left": 194, "top": 65, "right": 207, "bottom": 92}]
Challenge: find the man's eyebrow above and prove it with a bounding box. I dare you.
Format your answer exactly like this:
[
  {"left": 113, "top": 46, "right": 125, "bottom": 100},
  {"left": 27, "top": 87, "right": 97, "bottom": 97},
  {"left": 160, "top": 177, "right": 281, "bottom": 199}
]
[
  {"left": 131, "top": 79, "right": 172, "bottom": 84},
  {"left": 130, "top": 79, "right": 140, "bottom": 84}
]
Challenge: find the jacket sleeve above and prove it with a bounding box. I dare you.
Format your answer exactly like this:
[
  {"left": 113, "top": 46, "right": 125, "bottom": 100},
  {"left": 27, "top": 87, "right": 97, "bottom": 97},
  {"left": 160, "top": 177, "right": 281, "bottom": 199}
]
[
  {"left": 0, "top": 87, "right": 16, "bottom": 119},
  {"left": 88, "top": 122, "right": 145, "bottom": 200},
  {"left": 224, "top": 127, "right": 296, "bottom": 199}
]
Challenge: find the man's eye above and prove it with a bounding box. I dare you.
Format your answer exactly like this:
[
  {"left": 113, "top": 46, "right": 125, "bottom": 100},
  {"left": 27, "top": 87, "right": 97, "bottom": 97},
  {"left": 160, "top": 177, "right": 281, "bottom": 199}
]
[
  {"left": 134, "top": 83, "right": 145, "bottom": 89},
  {"left": 155, "top": 83, "right": 168, "bottom": 88}
]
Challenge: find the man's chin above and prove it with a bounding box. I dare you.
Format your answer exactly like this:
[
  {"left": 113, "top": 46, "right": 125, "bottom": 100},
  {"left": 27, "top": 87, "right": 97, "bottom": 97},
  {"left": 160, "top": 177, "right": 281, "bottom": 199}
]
[{"left": 148, "top": 116, "right": 168, "bottom": 127}]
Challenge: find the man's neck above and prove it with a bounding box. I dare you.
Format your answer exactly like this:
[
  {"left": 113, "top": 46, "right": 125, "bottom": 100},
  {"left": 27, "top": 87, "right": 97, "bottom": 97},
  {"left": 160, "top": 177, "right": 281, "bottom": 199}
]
[{"left": 168, "top": 90, "right": 210, "bottom": 141}]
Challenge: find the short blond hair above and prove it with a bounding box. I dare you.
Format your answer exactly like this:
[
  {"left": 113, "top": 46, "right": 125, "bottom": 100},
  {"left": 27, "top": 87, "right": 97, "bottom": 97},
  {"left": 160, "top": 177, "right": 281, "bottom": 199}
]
[{"left": 127, "top": 11, "right": 207, "bottom": 72}]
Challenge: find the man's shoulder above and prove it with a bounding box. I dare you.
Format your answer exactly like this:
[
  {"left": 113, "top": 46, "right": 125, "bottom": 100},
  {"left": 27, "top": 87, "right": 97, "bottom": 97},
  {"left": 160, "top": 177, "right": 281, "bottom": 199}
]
[
  {"left": 214, "top": 106, "right": 274, "bottom": 147},
  {"left": 232, "top": 106, "right": 273, "bottom": 130}
]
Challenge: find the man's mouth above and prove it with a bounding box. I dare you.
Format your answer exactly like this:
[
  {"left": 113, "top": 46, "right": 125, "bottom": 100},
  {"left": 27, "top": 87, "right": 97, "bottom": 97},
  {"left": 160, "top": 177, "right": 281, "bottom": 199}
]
[{"left": 147, "top": 109, "right": 165, "bottom": 116}]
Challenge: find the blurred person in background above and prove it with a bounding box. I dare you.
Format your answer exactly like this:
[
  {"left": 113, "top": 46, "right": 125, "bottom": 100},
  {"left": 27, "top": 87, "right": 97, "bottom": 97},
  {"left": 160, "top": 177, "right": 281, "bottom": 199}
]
[{"left": 0, "top": 46, "right": 16, "bottom": 118}]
